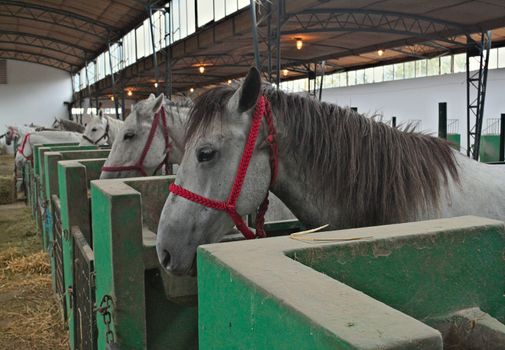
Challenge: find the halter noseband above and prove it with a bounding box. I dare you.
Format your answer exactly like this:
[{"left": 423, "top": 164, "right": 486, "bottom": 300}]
[
  {"left": 17, "top": 133, "right": 33, "bottom": 162},
  {"left": 82, "top": 120, "right": 110, "bottom": 145},
  {"left": 101, "top": 106, "right": 172, "bottom": 176},
  {"left": 169, "top": 96, "right": 278, "bottom": 240}
]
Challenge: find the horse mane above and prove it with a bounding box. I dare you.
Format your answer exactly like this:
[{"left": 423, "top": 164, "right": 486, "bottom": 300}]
[{"left": 186, "top": 84, "right": 459, "bottom": 227}]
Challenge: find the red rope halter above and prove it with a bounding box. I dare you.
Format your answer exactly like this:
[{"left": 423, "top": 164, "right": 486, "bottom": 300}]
[
  {"left": 169, "top": 96, "right": 278, "bottom": 240},
  {"left": 17, "top": 133, "right": 32, "bottom": 162},
  {"left": 101, "top": 106, "right": 172, "bottom": 176}
]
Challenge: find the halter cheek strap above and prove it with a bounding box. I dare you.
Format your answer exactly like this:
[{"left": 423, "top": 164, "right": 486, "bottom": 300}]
[
  {"left": 169, "top": 96, "right": 278, "bottom": 240},
  {"left": 101, "top": 106, "right": 172, "bottom": 176},
  {"left": 17, "top": 133, "right": 33, "bottom": 162},
  {"left": 82, "top": 121, "right": 110, "bottom": 145}
]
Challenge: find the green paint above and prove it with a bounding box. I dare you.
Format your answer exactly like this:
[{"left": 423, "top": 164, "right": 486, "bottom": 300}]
[
  {"left": 288, "top": 225, "right": 505, "bottom": 324},
  {"left": 198, "top": 217, "right": 505, "bottom": 349},
  {"left": 198, "top": 251, "right": 355, "bottom": 350},
  {"left": 447, "top": 133, "right": 460, "bottom": 151},
  {"left": 480, "top": 135, "right": 501, "bottom": 162},
  {"left": 92, "top": 177, "right": 198, "bottom": 349}
]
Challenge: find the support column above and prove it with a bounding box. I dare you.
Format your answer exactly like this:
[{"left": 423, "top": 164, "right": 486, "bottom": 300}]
[
  {"left": 438, "top": 102, "right": 447, "bottom": 139},
  {"left": 500, "top": 114, "right": 505, "bottom": 162}
]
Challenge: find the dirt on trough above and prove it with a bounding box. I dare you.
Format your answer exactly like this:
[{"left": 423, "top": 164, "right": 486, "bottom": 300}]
[{"left": 0, "top": 202, "right": 67, "bottom": 349}]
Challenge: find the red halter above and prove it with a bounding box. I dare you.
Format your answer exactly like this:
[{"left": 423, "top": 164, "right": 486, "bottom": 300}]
[
  {"left": 101, "top": 106, "right": 172, "bottom": 176},
  {"left": 169, "top": 96, "right": 278, "bottom": 240},
  {"left": 17, "top": 133, "right": 33, "bottom": 162}
]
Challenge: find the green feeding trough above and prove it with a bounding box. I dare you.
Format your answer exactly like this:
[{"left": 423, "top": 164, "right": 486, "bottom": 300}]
[{"left": 198, "top": 216, "right": 505, "bottom": 349}]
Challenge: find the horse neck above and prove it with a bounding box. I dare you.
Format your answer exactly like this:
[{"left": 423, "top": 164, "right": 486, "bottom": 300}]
[
  {"left": 165, "top": 105, "right": 189, "bottom": 163},
  {"left": 270, "top": 127, "right": 340, "bottom": 229},
  {"left": 105, "top": 116, "right": 123, "bottom": 144}
]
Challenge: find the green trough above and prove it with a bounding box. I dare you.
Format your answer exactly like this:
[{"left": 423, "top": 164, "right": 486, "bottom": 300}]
[{"left": 198, "top": 216, "right": 505, "bottom": 349}]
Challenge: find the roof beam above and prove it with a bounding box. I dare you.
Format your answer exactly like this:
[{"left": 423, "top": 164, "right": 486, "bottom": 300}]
[
  {"left": 0, "top": 49, "right": 72, "bottom": 71},
  {"left": 0, "top": 0, "right": 120, "bottom": 40}
]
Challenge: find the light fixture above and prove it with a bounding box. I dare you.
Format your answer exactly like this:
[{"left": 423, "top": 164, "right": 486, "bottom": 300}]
[
  {"left": 377, "top": 49, "right": 384, "bottom": 56},
  {"left": 190, "top": 87, "right": 194, "bottom": 93},
  {"left": 127, "top": 90, "right": 133, "bottom": 96},
  {"left": 110, "top": 95, "right": 114, "bottom": 101},
  {"left": 282, "top": 69, "right": 289, "bottom": 77},
  {"left": 199, "top": 65, "right": 205, "bottom": 74},
  {"left": 295, "top": 37, "right": 303, "bottom": 50},
  {"left": 154, "top": 82, "right": 158, "bottom": 88},
  {"left": 227, "top": 79, "right": 232, "bottom": 84}
]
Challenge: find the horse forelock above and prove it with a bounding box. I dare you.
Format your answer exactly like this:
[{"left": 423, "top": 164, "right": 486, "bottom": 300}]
[{"left": 184, "top": 86, "right": 235, "bottom": 144}]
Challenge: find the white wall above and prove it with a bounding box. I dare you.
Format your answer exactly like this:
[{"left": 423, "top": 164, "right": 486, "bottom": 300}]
[
  {"left": 321, "top": 68, "right": 505, "bottom": 152},
  {"left": 0, "top": 60, "right": 72, "bottom": 129}
]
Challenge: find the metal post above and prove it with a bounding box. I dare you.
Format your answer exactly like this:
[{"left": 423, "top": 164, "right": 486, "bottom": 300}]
[
  {"left": 148, "top": 6, "right": 160, "bottom": 94},
  {"left": 108, "top": 39, "right": 119, "bottom": 119},
  {"left": 250, "top": 0, "right": 261, "bottom": 69},
  {"left": 275, "top": 0, "right": 282, "bottom": 88},
  {"left": 438, "top": 102, "right": 447, "bottom": 139},
  {"left": 84, "top": 60, "right": 92, "bottom": 110},
  {"left": 392, "top": 116, "right": 397, "bottom": 128},
  {"left": 266, "top": 1, "right": 272, "bottom": 82},
  {"left": 318, "top": 61, "right": 325, "bottom": 101},
  {"left": 466, "top": 31, "right": 492, "bottom": 160},
  {"left": 164, "top": 7, "right": 172, "bottom": 98},
  {"left": 500, "top": 113, "right": 505, "bottom": 162}
]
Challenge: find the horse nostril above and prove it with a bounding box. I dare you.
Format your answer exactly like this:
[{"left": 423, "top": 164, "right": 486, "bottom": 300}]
[{"left": 162, "top": 249, "right": 171, "bottom": 269}]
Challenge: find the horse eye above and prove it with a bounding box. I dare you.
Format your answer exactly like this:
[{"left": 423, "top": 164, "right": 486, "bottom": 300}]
[
  {"left": 91, "top": 127, "right": 97, "bottom": 132},
  {"left": 197, "top": 148, "right": 216, "bottom": 162},
  {"left": 123, "top": 132, "right": 135, "bottom": 140}
]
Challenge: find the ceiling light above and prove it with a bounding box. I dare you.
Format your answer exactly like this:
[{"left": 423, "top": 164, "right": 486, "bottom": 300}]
[
  {"left": 295, "top": 38, "right": 303, "bottom": 50},
  {"left": 190, "top": 88, "right": 194, "bottom": 93},
  {"left": 377, "top": 49, "right": 384, "bottom": 56},
  {"left": 282, "top": 69, "right": 289, "bottom": 77},
  {"left": 127, "top": 90, "right": 133, "bottom": 96},
  {"left": 154, "top": 82, "right": 158, "bottom": 88},
  {"left": 199, "top": 66, "right": 205, "bottom": 74},
  {"left": 227, "top": 79, "right": 232, "bottom": 84},
  {"left": 110, "top": 95, "right": 114, "bottom": 101}
]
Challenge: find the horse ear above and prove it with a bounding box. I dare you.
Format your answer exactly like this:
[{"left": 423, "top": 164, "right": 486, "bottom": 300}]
[
  {"left": 148, "top": 93, "right": 156, "bottom": 100},
  {"left": 152, "top": 93, "right": 164, "bottom": 113},
  {"left": 228, "top": 67, "right": 261, "bottom": 114},
  {"left": 238, "top": 67, "right": 261, "bottom": 113}
]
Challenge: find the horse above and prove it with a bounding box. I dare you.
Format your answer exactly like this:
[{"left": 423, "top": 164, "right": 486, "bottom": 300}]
[
  {"left": 99, "top": 93, "right": 189, "bottom": 178},
  {"left": 79, "top": 114, "right": 123, "bottom": 146},
  {"left": 155, "top": 67, "right": 505, "bottom": 276},
  {"left": 15, "top": 130, "right": 82, "bottom": 170}
]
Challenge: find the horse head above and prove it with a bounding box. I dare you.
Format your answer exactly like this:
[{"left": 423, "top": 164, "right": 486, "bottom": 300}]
[
  {"left": 79, "top": 114, "right": 109, "bottom": 146},
  {"left": 156, "top": 67, "right": 273, "bottom": 275}
]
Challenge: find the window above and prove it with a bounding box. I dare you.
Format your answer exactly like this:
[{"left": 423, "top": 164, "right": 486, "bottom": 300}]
[
  {"left": 393, "top": 63, "right": 404, "bottom": 80},
  {"left": 404, "top": 61, "right": 415, "bottom": 79},
  {"left": 453, "top": 53, "right": 466, "bottom": 73},
  {"left": 415, "top": 59, "right": 427, "bottom": 77},
  {"left": 364, "top": 68, "right": 373, "bottom": 84},
  {"left": 197, "top": 0, "right": 213, "bottom": 27},
  {"left": 225, "top": 0, "right": 238, "bottom": 16},
  {"left": 427, "top": 57, "right": 440, "bottom": 76},
  {"left": 373, "top": 66, "right": 383, "bottom": 82},
  {"left": 440, "top": 56, "right": 452, "bottom": 75},
  {"left": 489, "top": 48, "right": 498, "bottom": 70},
  {"left": 347, "top": 70, "right": 356, "bottom": 86},
  {"left": 499, "top": 47, "right": 505, "bottom": 68},
  {"left": 384, "top": 64, "right": 394, "bottom": 81},
  {"left": 356, "top": 69, "right": 364, "bottom": 85}
]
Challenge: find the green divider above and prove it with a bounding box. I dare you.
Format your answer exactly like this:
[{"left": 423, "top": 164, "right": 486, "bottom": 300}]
[
  {"left": 58, "top": 158, "right": 106, "bottom": 350},
  {"left": 44, "top": 149, "right": 109, "bottom": 296},
  {"left": 447, "top": 133, "right": 460, "bottom": 151},
  {"left": 91, "top": 176, "right": 198, "bottom": 349},
  {"left": 480, "top": 135, "right": 501, "bottom": 163},
  {"left": 198, "top": 216, "right": 505, "bottom": 349}
]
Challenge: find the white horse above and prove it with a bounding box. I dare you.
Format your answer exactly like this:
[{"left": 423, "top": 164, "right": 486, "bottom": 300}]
[
  {"left": 15, "top": 130, "right": 82, "bottom": 169},
  {"left": 99, "top": 93, "right": 189, "bottom": 178},
  {"left": 155, "top": 67, "right": 505, "bottom": 276},
  {"left": 79, "top": 115, "right": 123, "bottom": 146}
]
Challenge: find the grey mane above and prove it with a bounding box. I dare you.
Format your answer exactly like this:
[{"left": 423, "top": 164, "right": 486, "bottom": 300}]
[{"left": 186, "top": 84, "right": 459, "bottom": 227}]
